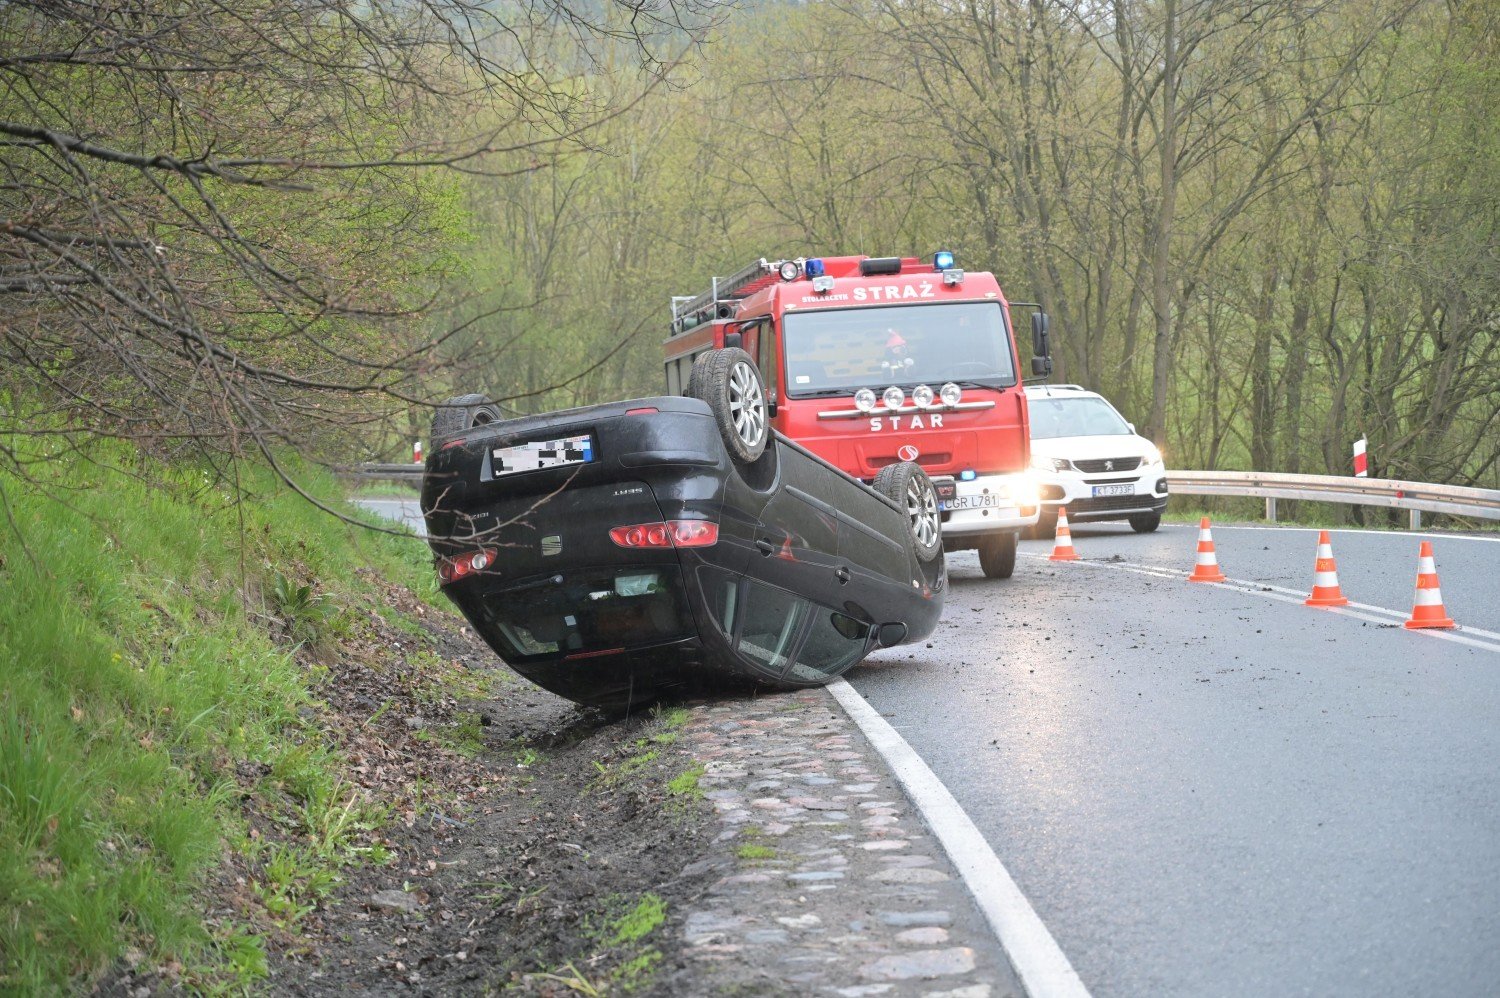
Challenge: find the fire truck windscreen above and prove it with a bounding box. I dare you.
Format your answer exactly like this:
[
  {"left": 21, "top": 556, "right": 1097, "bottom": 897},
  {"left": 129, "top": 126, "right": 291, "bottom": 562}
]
[{"left": 781, "top": 302, "right": 1016, "bottom": 398}]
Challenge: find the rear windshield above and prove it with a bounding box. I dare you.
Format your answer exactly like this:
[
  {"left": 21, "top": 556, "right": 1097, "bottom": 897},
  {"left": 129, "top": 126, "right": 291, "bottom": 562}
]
[
  {"left": 1029, "top": 396, "right": 1132, "bottom": 439},
  {"left": 461, "top": 567, "right": 695, "bottom": 663}
]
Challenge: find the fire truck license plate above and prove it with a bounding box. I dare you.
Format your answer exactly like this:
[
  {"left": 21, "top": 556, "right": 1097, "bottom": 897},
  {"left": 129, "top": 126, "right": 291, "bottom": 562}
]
[
  {"left": 943, "top": 494, "right": 1003, "bottom": 512},
  {"left": 1092, "top": 484, "right": 1134, "bottom": 497},
  {"left": 493, "top": 434, "right": 594, "bottom": 476}
]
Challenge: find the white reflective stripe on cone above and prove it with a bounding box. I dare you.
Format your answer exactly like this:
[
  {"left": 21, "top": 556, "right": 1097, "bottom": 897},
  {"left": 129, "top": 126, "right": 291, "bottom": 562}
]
[
  {"left": 1418, "top": 556, "right": 1436, "bottom": 574},
  {"left": 1197, "top": 552, "right": 1218, "bottom": 565},
  {"left": 1317, "top": 543, "right": 1334, "bottom": 559},
  {"left": 1414, "top": 587, "right": 1444, "bottom": 606},
  {"left": 1199, "top": 529, "right": 1212, "bottom": 542},
  {"left": 1315, "top": 571, "right": 1340, "bottom": 587}
]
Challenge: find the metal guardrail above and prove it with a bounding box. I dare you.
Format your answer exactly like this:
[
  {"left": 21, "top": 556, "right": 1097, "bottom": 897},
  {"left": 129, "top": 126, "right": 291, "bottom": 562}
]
[
  {"left": 1166, "top": 470, "right": 1500, "bottom": 528},
  {"left": 347, "top": 462, "right": 423, "bottom": 482},
  {"left": 345, "top": 464, "right": 1500, "bottom": 528}
]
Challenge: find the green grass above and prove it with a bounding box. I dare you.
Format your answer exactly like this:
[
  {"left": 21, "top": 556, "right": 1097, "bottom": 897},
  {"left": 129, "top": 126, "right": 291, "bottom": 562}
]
[
  {"left": 735, "top": 843, "right": 777, "bottom": 861},
  {"left": 667, "top": 763, "right": 705, "bottom": 800},
  {"left": 0, "top": 443, "right": 435, "bottom": 990}
]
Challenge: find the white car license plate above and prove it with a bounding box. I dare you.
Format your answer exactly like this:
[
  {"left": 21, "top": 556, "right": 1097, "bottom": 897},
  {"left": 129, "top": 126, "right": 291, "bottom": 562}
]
[
  {"left": 943, "top": 493, "right": 1003, "bottom": 511},
  {"left": 1092, "top": 483, "right": 1135, "bottom": 497},
  {"left": 493, "top": 434, "right": 594, "bottom": 476}
]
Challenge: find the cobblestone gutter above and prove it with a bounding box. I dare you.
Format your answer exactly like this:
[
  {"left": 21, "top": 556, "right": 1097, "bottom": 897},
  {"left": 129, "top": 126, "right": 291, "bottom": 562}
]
[{"left": 665, "top": 689, "right": 1022, "bottom": 997}]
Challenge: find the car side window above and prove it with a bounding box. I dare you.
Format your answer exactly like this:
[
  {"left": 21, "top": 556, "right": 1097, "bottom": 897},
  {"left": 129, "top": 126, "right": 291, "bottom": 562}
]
[
  {"left": 785, "top": 608, "right": 870, "bottom": 682},
  {"left": 736, "top": 579, "right": 810, "bottom": 675}
]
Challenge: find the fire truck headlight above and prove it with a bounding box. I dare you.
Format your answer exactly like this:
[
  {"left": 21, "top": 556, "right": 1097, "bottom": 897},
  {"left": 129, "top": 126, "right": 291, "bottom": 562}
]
[
  {"left": 854, "top": 388, "right": 877, "bottom": 413},
  {"left": 912, "top": 384, "right": 935, "bottom": 409},
  {"left": 882, "top": 386, "right": 905, "bottom": 411},
  {"left": 939, "top": 382, "right": 962, "bottom": 407},
  {"left": 942, "top": 268, "right": 965, "bottom": 286},
  {"left": 778, "top": 260, "right": 800, "bottom": 281},
  {"left": 811, "top": 276, "right": 834, "bottom": 293},
  {"left": 933, "top": 250, "right": 955, "bottom": 270}
]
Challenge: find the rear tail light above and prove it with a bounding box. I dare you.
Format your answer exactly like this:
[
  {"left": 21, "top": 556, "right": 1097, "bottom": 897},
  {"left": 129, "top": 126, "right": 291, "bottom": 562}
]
[
  {"left": 437, "top": 548, "right": 497, "bottom": 584},
  {"left": 609, "top": 520, "right": 719, "bottom": 549}
]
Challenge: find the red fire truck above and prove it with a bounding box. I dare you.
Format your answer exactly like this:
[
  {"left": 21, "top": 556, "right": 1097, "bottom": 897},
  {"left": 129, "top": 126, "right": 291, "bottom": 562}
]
[{"left": 665, "top": 253, "right": 1051, "bottom": 579}]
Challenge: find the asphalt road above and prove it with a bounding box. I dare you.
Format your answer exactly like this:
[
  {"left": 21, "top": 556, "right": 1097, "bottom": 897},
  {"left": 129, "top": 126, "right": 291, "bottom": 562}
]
[{"left": 851, "top": 521, "right": 1500, "bottom": 997}]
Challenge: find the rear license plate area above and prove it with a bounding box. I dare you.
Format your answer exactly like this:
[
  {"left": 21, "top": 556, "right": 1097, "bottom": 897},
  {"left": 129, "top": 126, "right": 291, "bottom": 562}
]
[{"left": 493, "top": 433, "right": 594, "bottom": 476}]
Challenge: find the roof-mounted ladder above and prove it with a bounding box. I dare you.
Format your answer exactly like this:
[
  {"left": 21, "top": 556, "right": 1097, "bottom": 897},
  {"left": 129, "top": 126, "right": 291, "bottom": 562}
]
[{"left": 669, "top": 258, "right": 783, "bottom": 335}]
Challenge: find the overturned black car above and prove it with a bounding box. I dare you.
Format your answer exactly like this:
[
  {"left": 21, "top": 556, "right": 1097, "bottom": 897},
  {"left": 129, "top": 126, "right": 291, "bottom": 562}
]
[{"left": 421, "top": 349, "right": 945, "bottom": 709}]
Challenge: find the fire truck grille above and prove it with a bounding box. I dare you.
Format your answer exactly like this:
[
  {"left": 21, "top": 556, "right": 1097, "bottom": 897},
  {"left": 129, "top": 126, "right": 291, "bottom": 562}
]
[
  {"left": 870, "top": 453, "right": 953, "bottom": 471},
  {"left": 1073, "top": 456, "right": 1141, "bottom": 473}
]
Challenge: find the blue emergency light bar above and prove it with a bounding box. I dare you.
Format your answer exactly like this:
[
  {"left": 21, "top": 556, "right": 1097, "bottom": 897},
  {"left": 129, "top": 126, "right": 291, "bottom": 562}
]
[
  {"left": 804, "top": 258, "right": 825, "bottom": 278},
  {"left": 934, "top": 250, "right": 955, "bottom": 271}
]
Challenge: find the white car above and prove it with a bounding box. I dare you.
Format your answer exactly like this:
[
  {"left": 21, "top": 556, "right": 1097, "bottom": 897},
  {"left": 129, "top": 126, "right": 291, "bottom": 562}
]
[{"left": 1024, "top": 384, "right": 1168, "bottom": 535}]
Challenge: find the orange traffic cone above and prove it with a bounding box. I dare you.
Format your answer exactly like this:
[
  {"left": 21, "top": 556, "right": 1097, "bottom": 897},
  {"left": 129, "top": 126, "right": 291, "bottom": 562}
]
[
  {"left": 1187, "top": 516, "right": 1227, "bottom": 583},
  {"left": 1403, "top": 541, "right": 1456, "bottom": 630},
  {"left": 1048, "top": 507, "right": 1079, "bottom": 562},
  {"left": 1304, "top": 530, "right": 1350, "bottom": 607}
]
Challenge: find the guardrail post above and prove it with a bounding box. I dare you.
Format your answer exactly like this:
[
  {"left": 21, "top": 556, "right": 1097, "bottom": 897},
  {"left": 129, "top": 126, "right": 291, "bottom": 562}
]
[
  {"left": 1265, "top": 496, "right": 1277, "bottom": 523},
  {"left": 1410, "top": 509, "right": 1421, "bottom": 531}
]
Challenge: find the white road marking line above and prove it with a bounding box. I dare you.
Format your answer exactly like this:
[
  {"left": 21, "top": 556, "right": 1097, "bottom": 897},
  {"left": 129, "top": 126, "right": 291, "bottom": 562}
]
[
  {"left": 1019, "top": 554, "right": 1500, "bottom": 654},
  {"left": 827, "top": 678, "right": 1091, "bottom": 998}
]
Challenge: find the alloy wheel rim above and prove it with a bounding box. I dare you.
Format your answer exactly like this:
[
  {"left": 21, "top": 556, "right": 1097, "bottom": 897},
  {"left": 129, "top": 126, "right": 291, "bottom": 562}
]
[
  {"left": 905, "top": 477, "right": 939, "bottom": 548},
  {"left": 728, "top": 361, "right": 766, "bottom": 449}
]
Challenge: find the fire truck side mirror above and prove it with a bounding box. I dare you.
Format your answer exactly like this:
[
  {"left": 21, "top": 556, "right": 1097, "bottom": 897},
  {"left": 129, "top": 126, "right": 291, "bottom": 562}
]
[{"left": 1030, "top": 312, "right": 1052, "bottom": 376}]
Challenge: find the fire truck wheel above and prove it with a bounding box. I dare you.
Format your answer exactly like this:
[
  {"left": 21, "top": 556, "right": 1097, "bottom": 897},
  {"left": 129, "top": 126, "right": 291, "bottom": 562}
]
[
  {"left": 978, "top": 532, "right": 1018, "bottom": 579},
  {"left": 693, "top": 348, "right": 768, "bottom": 464},
  {"left": 873, "top": 462, "right": 942, "bottom": 563},
  {"left": 431, "top": 393, "right": 502, "bottom": 441}
]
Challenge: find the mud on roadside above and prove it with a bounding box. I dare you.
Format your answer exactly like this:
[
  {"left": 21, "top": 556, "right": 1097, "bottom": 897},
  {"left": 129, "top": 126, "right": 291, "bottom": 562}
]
[{"left": 262, "top": 580, "right": 721, "bottom": 995}]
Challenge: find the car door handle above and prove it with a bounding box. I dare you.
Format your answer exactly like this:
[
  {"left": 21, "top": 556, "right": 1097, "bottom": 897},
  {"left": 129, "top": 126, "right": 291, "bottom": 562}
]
[
  {"left": 756, "top": 538, "right": 775, "bottom": 556},
  {"left": 835, "top": 566, "right": 850, "bottom": 583}
]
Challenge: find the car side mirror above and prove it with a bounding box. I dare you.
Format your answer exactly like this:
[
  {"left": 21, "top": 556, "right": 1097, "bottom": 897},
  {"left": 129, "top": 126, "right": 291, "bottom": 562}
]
[
  {"left": 1031, "top": 356, "right": 1052, "bottom": 376},
  {"left": 1128, "top": 422, "right": 1135, "bottom": 433},
  {"left": 875, "top": 622, "right": 907, "bottom": 648}
]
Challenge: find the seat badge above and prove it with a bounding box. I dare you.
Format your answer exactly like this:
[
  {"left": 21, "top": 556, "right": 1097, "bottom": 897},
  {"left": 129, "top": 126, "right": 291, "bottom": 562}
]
[{"left": 541, "top": 535, "right": 562, "bottom": 557}]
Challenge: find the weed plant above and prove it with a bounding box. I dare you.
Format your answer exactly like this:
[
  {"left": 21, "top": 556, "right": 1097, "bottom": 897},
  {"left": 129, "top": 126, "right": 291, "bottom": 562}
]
[{"left": 0, "top": 443, "right": 433, "bottom": 990}]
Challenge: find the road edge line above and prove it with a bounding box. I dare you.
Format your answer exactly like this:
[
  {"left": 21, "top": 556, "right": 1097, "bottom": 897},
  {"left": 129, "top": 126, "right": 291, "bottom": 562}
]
[{"left": 827, "top": 678, "right": 1091, "bottom": 998}]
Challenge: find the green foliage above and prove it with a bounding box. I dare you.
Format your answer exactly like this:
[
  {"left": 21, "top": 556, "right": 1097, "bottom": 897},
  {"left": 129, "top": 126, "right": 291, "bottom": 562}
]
[{"left": 0, "top": 441, "right": 433, "bottom": 989}]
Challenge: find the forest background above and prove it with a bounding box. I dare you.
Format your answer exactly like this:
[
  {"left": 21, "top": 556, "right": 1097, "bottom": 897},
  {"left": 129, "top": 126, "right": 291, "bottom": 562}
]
[{"left": 2, "top": 0, "right": 1495, "bottom": 492}]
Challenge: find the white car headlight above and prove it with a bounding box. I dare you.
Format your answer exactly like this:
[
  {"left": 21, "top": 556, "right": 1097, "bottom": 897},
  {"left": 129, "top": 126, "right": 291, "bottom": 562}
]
[
  {"left": 1142, "top": 445, "right": 1164, "bottom": 467},
  {"left": 1030, "top": 455, "right": 1071, "bottom": 473}
]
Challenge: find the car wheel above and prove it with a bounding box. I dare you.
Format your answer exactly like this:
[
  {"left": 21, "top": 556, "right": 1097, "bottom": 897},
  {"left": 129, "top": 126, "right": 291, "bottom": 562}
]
[
  {"left": 978, "top": 531, "right": 1018, "bottom": 579},
  {"left": 685, "top": 352, "right": 712, "bottom": 400},
  {"left": 1129, "top": 511, "right": 1161, "bottom": 533},
  {"left": 873, "top": 462, "right": 942, "bottom": 563},
  {"left": 1024, "top": 507, "right": 1058, "bottom": 541},
  {"left": 431, "top": 393, "right": 502, "bottom": 441},
  {"left": 691, "top": 348, "right": 768, "bottom": 464}
]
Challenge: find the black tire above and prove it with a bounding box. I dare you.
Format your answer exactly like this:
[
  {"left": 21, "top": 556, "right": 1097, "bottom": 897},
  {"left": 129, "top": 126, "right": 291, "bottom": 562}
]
[
  {"left": 689, "top": 348, "right": 768, "bottom": 464},
  {"left": 978, "top": 531, "right": 1018, "bottom": 579},
  {"left": 685, "top": 352, "right": 712, "bottom": 400},
  {"left": 1025, "top": 507, "right": 1059, "bottom": 541},
  {"left": 1129, "top": 511, "right": 1161, "bottom": 533},
  {"left": 872, "top": 462, "right": 942, "bottom": 563},
  {"left": 430, "top": 393, "right": 502, "bottom": 441}
]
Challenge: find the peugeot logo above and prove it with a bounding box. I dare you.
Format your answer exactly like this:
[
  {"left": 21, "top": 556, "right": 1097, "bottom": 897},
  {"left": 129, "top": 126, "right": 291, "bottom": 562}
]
[
  {"left": 1105, "top": 460, "right": 1115, "bottom": 471},
  {"left": 898, "top": 444, "right": 919, "bottom": 462}
]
